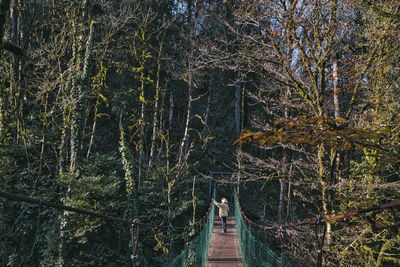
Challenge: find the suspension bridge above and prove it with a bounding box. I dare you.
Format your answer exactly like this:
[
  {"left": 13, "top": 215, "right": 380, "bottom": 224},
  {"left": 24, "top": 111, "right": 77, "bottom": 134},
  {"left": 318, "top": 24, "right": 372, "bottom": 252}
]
[{"left": 0, "top": 190, "right": 399, "bottom": 266}]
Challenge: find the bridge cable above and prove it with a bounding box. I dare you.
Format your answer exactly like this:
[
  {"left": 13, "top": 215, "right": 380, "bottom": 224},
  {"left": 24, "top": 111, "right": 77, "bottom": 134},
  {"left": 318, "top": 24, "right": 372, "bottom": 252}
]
[
  {"left": 235, "top": 191, "right": 400, "bottom": 230},
  {"left": 235, "top": 190, "right": 400, "bottom": 265},
  {"left": 0, "top": 190, "right": 193, "bottom": 267},
  {"left": 0, "top": 190, "right": 185, "bottom": 229}
]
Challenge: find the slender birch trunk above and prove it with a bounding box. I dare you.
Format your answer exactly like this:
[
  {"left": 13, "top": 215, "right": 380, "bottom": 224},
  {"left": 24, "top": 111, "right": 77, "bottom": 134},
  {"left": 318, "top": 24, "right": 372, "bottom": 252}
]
[
  {"left": 11, "top": 3, "right": 19, "bottom": 138},
  {"left": 157, "top": 89, "right": 166, "bottom": 161},
  {"left": 178, "top": 67, "right": 192, "bottom": 166},
  {"left": 325, "top": 0, "right": 339, "bottom": 246},
  {"left": 204, "top": 80, "right": 212, "bottom": 132},
  {"left": 83, "top": 22, "right": 97, "bottom": 159},
  {"left": 86, "top": 106, "right": 97, "bottom": 159},
  {"left": 278, "top": 31, "right": 293, "bottom": 223},
  {"left": 333, "top": 52, "right": 340, "bottom": 119},
  {"left": 68, "top": 25, "right": 81, "bottom": 174},
  {"left": 169, "top": 93, "right": 173, "bottom": 132},
  {"left": 10, "top": 3, "right": 30, "bottom": 168},
  {"left": 286, "top": 165, "right": 293, "bottom": 221},
  {"left": 192, "top": 176, "right": 196, "bottom": 224},
  {"left": 165, "top": 135, "right": 173, "bottom": 226},
  {"left": 234, "top": 70, "right": 241, "bottom": 135},
  {"left": 59, "top": 19, "right": 94, "bottom": 265},
  {"left": 149, "top": 43, "right": 163, "bottom": 169},
  {"left": 39, "top": 91, "right": 49, "bottom": 174},
  {"left": 331, "top": 50, "right": 341, "bottom": 186},
  {"left": 319, "top": 144, "right": 331, "bottom": 245},
  {"left": 138, "top": 75, "right": 145, "bottom": 190},
  {"left": 278, "top": 151, "right": 288, "bottom": 223}
]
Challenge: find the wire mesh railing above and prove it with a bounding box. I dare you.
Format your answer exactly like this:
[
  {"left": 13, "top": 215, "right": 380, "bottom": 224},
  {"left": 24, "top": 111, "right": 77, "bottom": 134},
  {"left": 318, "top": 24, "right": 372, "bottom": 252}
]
[
  {"left": 169, "top": 201, "right": 215, "bottom": 267},
  {"left": 234, "top": 192, "right": 292, "bottom": 267}
]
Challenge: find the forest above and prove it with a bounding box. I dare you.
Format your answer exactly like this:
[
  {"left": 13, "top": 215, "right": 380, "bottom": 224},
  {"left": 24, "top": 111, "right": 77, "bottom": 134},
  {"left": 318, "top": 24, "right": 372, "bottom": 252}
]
[{"left": 0, "top": 0, "right": 399, "bottom": 266}]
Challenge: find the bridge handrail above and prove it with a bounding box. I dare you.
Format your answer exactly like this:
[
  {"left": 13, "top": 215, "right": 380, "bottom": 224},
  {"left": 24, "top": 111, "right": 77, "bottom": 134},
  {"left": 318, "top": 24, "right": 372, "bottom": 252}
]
[
  {"left": 234, "top": 189, "right": 400, "bottom": 266},
  {"left": 169, "top": 199, "right": 215, "bottom": 266},
  {"left": 234, "top": 192, "right": 292, "bottom": 267}
]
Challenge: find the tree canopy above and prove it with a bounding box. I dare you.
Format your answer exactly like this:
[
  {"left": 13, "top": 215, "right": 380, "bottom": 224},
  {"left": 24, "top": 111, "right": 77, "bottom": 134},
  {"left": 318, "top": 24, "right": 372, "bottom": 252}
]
[{"left": 0, "top": 0, "right": 399, "bottom": 266}]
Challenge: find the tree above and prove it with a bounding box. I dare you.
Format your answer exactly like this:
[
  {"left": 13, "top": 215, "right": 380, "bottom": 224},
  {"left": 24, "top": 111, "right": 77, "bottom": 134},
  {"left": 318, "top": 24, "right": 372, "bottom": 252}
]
[{"left": 232, "top": 0, "right": 400, "bottom": 265}]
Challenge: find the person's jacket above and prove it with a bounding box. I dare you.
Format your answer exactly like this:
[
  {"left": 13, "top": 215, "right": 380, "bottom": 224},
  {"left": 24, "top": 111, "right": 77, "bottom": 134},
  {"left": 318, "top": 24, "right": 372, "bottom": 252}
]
[{"left": 213, "top": 200, "right": 229, "bottom": 217}]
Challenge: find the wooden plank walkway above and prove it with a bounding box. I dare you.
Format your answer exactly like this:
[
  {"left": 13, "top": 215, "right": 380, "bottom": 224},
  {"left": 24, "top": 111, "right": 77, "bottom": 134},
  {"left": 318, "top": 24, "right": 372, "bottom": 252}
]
[{"left": 207, "top": 205, "right": 242, "bottom": 267}]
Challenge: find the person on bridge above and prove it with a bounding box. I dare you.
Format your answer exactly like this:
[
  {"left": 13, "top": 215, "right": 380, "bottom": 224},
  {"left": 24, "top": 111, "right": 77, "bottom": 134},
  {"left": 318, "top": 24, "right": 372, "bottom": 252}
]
[{"left": 213, "top": 197, "right": 229, "bottom": 233}]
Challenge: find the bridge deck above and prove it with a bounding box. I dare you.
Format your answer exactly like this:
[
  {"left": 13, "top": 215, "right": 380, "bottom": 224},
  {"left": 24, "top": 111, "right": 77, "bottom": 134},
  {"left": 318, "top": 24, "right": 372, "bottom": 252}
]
[{"left": 207, "top": 205, "right": 242, "bottom": 267}]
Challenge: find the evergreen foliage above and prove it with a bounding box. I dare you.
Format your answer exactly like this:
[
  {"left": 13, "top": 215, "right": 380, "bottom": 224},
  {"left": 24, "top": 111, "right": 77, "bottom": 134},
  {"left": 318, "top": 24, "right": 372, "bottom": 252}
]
[{"left": 0, "top": 0, "right": 399, "bottom": 266}]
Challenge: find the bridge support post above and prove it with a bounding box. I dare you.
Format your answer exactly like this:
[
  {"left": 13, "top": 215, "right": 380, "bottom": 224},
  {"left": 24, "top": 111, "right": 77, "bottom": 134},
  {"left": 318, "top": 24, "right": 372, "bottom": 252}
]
[{"left": 131, "top": 219, "right": 140, "bottom": 266}]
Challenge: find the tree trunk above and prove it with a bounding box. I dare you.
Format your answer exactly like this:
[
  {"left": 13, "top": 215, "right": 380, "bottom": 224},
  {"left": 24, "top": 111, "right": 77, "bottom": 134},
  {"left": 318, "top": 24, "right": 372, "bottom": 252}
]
[
  {"left": 333, "top": 51, "right": 340, "bottom": 119},
  {"left": 192, "top": 176, "right": 196, "bottom": 224},
  {"left": 11, "top": 2, "right": 30, "bottom": 167},
  {"left": 278, "top": 32, "right": 293, "bottom": 223},
  {"left": 204, "top": 79, "right": 212, "bottom": 132},
  {"left": 278, "top": 85, "right": 291, "bottom": 222},
  {"left": 11, "top": 3, "right": 19, "bottom": 138},
  {"left": 70, "top": 21, "right": 94, "bottom": 171},
  {"left": 236, "top": 148, "right": 242, "bottom": 196},
  {"left": 138, "top": 77, "right": 145, "bottom": 190},
  {"left": 178, "top": 67, "right": 192, "bottom": 166},
  {"left": 278, "top": 96, "right": 289, "bottom": 223},
  {"left": 165, "top": 135, "right": 173, "bottom": 226},
  {"left": 58, "top": 75, "right": 67, "bottom": 174},
  {"left": 234, "top": 70, "right": 241, "bottom": 135},
  {"left": 286, "top": 172, "right": 292, "bottom": 221},
  {"left": 326, "top": 2, "right": 339, "bottom": 246},
  {"left": 86, "top": 110, "right": 97, "bottom": 159},
  {"left": 80, "top": 21, "right": 94, "bottom": 152},
  {"left": 84, "top": 22, "right": 95, "bottom": 159},
  {"left": 319, "top": 144, "right": 331, "bottom": 244},
  {"left": 278, "top": 150, "right": 288, "bottom": 223},
  {"left": 148, "top": 43, "right": 163, "bottom": 169},
  {"left": 40, "top": 92, "right": 49, "bottom": 174},
  {"left": 59, "top": 19, "right": 94, "bottom": 264},
  {"left": 169, "top": 93, "right": 174, "bottom": 132},
  {"left": 331, "top": 49, "right": 341, "bottom": 188},
  {"left": 157, "top": 88, "right": 166, "bottom": 161}
]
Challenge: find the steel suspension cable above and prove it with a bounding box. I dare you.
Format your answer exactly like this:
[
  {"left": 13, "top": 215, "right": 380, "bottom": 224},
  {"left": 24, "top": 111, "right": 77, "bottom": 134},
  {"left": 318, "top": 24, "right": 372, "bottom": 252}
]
[
  {"left": 1, "top": 189, "right": 213, "bottom": 266},
  {"left": 235, "top": 191, "right": 399, "bottom": 266},
  {"left": 235, "top": 190, "right": 400, "bottom": 230},
  {"left": 0, "top": 190, "right": 186, "bottom": 229}
]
